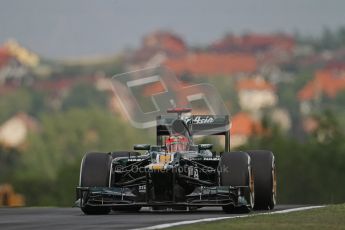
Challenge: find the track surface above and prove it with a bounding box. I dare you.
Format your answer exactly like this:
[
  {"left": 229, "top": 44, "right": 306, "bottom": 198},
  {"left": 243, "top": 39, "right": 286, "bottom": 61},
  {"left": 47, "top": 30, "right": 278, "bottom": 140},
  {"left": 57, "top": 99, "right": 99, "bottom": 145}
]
[{"left": 0, "top": 205, "right": 303, "bottom": 230}]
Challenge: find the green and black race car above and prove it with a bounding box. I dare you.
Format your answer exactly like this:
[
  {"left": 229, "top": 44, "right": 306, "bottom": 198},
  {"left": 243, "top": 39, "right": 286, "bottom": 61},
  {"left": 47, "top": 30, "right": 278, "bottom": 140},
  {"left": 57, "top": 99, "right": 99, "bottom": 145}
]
[{"left": 76, "top": 108, "right": 276, "bottom": 214}]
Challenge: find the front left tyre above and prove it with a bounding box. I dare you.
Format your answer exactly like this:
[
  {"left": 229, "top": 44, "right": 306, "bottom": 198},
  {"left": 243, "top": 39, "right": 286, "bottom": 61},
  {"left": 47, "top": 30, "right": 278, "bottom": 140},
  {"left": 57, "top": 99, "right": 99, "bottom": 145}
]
[{"left": 79, "top": 152, "right": 112, "bottom": 215}]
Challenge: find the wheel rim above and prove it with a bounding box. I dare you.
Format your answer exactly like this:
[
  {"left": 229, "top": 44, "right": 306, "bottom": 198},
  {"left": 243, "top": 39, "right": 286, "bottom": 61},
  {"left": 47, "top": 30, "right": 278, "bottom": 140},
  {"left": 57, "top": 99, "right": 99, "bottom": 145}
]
[
  {"left": 272, "top": 159, "right": 277, "bottom": 206},
  {"left": 249, "top": 167, "right": 255, "bottom": 208}
]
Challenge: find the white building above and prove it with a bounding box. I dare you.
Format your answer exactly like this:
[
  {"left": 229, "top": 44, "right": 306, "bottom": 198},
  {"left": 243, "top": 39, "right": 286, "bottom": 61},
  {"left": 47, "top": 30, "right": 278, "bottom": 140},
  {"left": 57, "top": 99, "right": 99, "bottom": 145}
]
[
  {"left": 0, "top": 113, "right": 39, "bottom": 148},
  {"left": 237, "top": 77, "right": 277, "bottom": 112}
]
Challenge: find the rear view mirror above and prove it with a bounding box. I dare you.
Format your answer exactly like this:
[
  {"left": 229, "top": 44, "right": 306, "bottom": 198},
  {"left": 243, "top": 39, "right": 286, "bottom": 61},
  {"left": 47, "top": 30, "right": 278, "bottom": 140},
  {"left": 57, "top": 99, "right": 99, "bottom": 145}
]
[
  {"left": 198, "top": 144, "right": 213, "bottom": 150},
  {"left": 134, "top": 144, "right": 151, "bottom": 150}
]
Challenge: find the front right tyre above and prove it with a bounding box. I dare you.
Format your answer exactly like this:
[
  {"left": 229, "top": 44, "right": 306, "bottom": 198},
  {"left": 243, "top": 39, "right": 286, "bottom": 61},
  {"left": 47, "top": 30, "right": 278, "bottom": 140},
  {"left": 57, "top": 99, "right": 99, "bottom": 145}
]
[
  {"left": 219, "top": 151, "right": 254, "bottom": 213},
  {"left": 79, "top": 152, "right": 112, "bottom": 215}
]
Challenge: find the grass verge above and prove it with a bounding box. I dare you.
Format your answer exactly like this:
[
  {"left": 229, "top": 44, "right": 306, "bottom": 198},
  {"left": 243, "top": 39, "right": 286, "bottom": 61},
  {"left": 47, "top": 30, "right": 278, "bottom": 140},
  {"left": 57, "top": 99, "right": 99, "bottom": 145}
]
[{"left": 170, "top": 204, "right": 345, "bottom": 230}]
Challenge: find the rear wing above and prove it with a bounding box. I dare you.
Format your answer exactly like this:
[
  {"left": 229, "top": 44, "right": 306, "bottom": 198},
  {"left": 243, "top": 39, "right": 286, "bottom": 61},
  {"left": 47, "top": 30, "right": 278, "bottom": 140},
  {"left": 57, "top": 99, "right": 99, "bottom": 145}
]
[{"left": 156, "top": 115, "right": 231, "bottom": 152}]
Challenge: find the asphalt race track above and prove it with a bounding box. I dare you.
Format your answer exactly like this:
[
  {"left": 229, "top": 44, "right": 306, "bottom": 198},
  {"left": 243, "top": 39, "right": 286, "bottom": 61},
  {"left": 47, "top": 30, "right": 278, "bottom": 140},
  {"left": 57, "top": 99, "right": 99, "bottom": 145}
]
[{"left": 0, "top": 205, "right": 304, "bottom": 230}]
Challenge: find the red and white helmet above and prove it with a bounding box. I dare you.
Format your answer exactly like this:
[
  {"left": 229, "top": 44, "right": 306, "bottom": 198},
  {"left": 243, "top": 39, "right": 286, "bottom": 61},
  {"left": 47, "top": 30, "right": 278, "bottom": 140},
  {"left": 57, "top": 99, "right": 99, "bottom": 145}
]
[{"left": 165, "top": 135, "right": 189, "bottom": 153}]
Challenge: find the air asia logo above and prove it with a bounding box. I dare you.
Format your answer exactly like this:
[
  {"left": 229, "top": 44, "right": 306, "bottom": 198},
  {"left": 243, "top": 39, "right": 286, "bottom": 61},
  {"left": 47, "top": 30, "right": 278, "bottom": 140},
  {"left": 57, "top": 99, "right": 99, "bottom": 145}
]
[{"left": 185, "top": 116, "right": 215, "bottom": 124}]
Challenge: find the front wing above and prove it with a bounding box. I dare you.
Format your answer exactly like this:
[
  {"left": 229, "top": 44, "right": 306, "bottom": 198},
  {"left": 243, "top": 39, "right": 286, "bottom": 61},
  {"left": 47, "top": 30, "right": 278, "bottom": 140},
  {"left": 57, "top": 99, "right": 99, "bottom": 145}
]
[{"left": 76, "top": 185, "right": 250, "bottom": 209}]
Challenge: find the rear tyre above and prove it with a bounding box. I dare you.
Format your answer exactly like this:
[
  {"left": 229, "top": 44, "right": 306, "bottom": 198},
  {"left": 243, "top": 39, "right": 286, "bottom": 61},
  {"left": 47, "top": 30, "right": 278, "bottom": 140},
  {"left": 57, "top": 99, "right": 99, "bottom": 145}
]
[
  {"left": 247, "top": 150, "right": 276, "bottom": 210},
  {"left": 219, "top": 152, "right": 254, "bottom": 213},
  {"left": 79, "top": 152, "right": 112, "bottom": 215}
]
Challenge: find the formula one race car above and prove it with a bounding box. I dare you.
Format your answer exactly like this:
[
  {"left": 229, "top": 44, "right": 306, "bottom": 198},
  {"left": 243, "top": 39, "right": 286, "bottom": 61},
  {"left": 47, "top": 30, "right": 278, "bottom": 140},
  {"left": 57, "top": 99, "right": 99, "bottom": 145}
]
[{"left": 76, "top": 108, "right": 276, "bottom": 214}]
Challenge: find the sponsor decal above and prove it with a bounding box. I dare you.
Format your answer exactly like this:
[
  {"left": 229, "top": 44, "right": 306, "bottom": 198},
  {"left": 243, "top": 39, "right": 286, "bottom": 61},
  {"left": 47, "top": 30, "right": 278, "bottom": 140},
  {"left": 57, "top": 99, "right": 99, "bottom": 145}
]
[
  {"left": 203, "top": 157, "right": 220, "bottom": 161},
  {"left": 139, "top": 185, "right": 146, "bottom": 192},
  {"left": 187, "top": 166, "right": 199, "bottom": 179},
  {"left": 128, "top": 158, "right": 142, "bottom": 162},
  {"left": 185, "top": 116, "right": 215, "bottom": 124}
]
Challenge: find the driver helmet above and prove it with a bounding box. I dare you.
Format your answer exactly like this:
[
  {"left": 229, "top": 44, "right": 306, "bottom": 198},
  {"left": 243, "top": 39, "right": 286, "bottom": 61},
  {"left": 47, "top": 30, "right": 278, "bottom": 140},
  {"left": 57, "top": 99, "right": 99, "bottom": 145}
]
[{"left": 165, "top": 135, "right": 189, "bottom": 153}]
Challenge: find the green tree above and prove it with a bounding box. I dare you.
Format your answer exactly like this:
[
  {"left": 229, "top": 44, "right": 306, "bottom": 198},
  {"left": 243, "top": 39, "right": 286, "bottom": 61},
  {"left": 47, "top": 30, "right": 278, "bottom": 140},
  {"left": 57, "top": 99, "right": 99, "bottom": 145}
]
[{"left": 62, "top": 84, "right": 108, "bottom": 110}]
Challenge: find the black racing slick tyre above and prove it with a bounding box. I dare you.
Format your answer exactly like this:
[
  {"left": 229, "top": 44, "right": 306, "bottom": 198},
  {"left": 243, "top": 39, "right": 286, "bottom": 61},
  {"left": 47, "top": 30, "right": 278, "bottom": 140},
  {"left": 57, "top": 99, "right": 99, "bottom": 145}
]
[
  {"left": 247, "top": 150, "right": 276, "bottom": 210},
  {"left": 219, "top": 152, "right": 254, "bottom": 213},
  {"left": 79, "top": 152, "right": 112, "bottom": 215}
]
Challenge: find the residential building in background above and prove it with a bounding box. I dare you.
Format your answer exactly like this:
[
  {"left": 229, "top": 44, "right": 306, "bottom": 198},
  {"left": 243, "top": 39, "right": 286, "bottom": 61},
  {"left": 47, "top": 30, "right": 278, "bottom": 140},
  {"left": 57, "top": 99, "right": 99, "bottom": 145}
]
[
  {"left": 298, "top": 68, "right": 345, "bottom": 115},
  {"left": 236, "top": 76, "right": 277, "bottom": 112},
  {"left": 0, "top": 113, "right": 39, "bottom": 148},
  {"left": 230, "top": 112, "right": 263, "bottom": 149},
  {"left": 164, "top": 53, "right": 257, "bottom": 77},
  {"left": 127, "top": 31, "right": 187, "bottom": 70}
]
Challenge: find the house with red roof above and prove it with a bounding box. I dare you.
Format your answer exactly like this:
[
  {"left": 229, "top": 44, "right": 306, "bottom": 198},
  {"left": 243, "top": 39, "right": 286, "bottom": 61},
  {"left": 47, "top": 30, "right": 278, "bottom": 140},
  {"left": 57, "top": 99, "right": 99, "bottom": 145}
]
[
  {"left": 164, "top": 53, "right": 257, "bottom": 77},
  {"left": 128, "top": 31, "right": 187, "bottom": 70},
  {"left": 143, "top": 31, "right": 186, "bottom": 55},
  {"left": 0, "top": 46, "right": 14, "bottom": 84},
  {"left": 211, "top": 33, "right": 295, "bottom": 72},
  {"left": 211, "top": 33, "right": 295, "bottom": 54},
  {"left": 230, "top": 112, "right": 263, "bottom": 148},
  {"left": 0, "top": 47, "right": 11, "bottom": 68},
  {"left": 298, "top": 69, "right": 345, "bottom": 114},
  {"left": 0, "top": 40, "right": 39, "bottom": 86},
  {"left": 128, "top": 31, "right": 257, "bottom": 78},
  {"left": 236, "top": 76, "right": 277, "bottom": 111}
]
